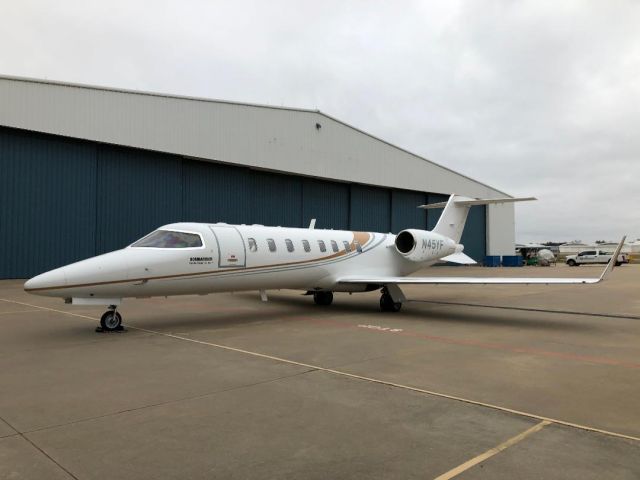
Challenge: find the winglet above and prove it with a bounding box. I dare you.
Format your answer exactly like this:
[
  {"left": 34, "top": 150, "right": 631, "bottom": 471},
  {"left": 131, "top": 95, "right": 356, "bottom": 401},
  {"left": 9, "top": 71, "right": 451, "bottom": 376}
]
[{"left": 598, "top": 236, "right": 626, "bottom": 282}]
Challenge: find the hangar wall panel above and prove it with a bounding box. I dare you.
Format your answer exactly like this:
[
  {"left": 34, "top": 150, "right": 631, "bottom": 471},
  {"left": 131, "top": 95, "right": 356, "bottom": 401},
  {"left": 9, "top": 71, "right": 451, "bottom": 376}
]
[
  {"left": 0, "top": 128, "right": 96, "bottom": 277},
  {"left": 0, "top": 76, "right": 508, "bottom": 200},
  {"left": 95, "top": 145, "right": 183, "bottom": 254},
  {"left": 302, "top": 179, "right": 350, "bottom": 230},
  {"left": 182, "top": 160, "right": 252, "bottom": 225},
  {"left": 459, "top": 206, "right": 487, "bottom": 262},
  {"left": 391, "top": 190, "right": 427, "bottom": 232},
  {"left": 250, "top": 171, "right": 302, "bottom": 227},
  {"left": 487, "top": 203, "right": 515, "bottom": 256},
  {"left": 350, "top": 185, "right": 391, "bottom": 232}
]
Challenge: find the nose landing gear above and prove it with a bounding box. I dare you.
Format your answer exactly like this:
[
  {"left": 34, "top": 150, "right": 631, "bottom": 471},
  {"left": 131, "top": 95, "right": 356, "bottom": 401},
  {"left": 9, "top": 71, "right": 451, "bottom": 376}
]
[{"left": 97, "top": 305, "right": 124, "bottom": 332}]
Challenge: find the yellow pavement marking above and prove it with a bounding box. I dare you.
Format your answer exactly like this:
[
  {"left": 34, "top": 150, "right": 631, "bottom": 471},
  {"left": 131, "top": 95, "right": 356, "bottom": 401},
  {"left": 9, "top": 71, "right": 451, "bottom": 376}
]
[
  {"left": 433, "top": 420, "right": 550, "bottom": 479},
  {"left": 2, "top": 298, "right": 640, "bottom": 443}
]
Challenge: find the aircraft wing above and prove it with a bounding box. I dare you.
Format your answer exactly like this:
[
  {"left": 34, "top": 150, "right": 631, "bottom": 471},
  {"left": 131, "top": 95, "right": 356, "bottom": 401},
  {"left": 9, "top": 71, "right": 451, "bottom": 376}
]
[{"left": 337, "top": 237, "right": 625, "bottom": 287}]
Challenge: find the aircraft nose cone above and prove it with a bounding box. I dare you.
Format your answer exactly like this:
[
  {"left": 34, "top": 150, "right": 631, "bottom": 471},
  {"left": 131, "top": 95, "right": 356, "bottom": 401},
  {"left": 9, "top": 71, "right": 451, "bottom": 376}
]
[{"left": 24, "top": 267, "right": 67, "bottom": 294}]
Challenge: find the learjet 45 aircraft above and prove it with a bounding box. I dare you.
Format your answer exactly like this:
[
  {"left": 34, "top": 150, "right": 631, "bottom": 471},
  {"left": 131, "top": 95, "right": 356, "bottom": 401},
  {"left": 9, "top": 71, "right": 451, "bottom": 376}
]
[{"left": 24, "top": 195, "right": 625, "bottom": 331}]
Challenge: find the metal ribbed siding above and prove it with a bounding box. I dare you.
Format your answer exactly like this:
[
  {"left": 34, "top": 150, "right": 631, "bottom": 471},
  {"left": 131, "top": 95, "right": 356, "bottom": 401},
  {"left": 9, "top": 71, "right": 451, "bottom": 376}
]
[
  {"left": 0, "top": 76, "right": 509, "bottom": 200},
  {"left": 460, "top": 206, "right": 487, "bottom": 262},
  {"left": 349, "top": 185, "right": 391, "bottom": 233},
  {"left": 96, "top": 145, "right": 183, "bottom": 254},
  {"left": 391, "top": 190, "right": 427, "bottom": 232},
  {"left": 302, "top": 179, "right": 349, "bottom": 230},
  {"left": 0, "top": 128, "right": 96, "bottom": 277},
  {"left": 183, "top": 160, "right": 248, "bottom": 224}
]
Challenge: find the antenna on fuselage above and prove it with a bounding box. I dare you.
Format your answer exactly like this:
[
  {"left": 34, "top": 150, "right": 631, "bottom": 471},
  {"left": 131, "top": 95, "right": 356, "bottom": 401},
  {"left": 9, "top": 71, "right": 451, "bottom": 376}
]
[{"left": 309, "top": 218, "right": 316, "bottom": 229}]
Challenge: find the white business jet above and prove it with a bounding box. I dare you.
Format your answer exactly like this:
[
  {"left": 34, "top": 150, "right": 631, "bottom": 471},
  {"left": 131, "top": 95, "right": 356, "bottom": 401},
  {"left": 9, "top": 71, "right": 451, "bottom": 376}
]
[{"left": 24, "top": 195, "right": 625, "bottom": 331}]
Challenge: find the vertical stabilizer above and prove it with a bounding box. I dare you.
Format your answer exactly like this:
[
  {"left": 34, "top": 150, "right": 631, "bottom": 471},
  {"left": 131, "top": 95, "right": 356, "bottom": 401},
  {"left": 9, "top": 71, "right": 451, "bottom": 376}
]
[
  {"left": 418, "top": 195, "right": 535, "bottom": 243},
  {"left": 430, "top": 195, "right": 472, "bottom": 243}
]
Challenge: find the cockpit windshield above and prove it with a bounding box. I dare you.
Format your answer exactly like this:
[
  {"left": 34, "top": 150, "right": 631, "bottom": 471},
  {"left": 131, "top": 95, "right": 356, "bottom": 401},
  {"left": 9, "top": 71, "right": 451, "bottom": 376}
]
[{"left": 132, "top": 230, "right": 203, "bottom": 248}]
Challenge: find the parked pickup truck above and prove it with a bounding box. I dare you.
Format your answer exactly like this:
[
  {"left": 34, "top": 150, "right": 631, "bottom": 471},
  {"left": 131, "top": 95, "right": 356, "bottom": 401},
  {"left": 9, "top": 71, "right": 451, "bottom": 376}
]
[{"left": 565, "top": 249, "right": 628, "bottom": 267}]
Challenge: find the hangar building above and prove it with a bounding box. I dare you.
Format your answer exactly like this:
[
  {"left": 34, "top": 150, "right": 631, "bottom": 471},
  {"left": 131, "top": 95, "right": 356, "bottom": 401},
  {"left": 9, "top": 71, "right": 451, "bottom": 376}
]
[{"left": 0, "top": 75, "right": 514, "bottom": 279}]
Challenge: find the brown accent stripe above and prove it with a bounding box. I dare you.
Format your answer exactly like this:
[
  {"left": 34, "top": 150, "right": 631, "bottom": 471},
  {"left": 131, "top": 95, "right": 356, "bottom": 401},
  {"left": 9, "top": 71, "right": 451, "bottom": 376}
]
[{"left": 26, "top": 232, "right": 374, "bottom": 293}]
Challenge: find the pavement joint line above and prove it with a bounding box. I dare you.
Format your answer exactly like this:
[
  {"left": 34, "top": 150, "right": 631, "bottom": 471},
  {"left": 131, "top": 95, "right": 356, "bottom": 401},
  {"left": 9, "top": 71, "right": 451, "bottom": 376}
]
[
  {"left": 411, "top": 299, "right": 640, "bottom": 320},
  {"left": 2, "top": 297, "right": 640, "bottom": 444},
  {"left": 21, "top": 368, "right": 317, "bottom": 436},
  {"left": 0, "top": 414, "right": 80, "bottom": 480},
  {"left": 433, "top": 420, "right": 551, "bottom": 480}
]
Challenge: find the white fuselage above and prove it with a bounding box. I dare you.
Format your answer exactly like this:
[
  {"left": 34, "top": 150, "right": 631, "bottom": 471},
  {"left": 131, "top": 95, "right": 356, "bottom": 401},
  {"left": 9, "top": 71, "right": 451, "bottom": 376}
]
[{"left": 24, "top": 223, "right": 456, "bottom": 301}]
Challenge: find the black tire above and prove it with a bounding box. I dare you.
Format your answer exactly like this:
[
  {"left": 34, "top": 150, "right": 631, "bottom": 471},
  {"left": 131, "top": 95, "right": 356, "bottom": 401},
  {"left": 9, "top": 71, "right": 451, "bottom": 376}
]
[
  {"left": 380, "top": 293, "right": 402, "bottom": 312},
  {"left": 313, "top": 291, "right": 333, "bottom": 306},
  {"left": 567, "top": 259, "right": 577, "bottom": 266},
  {"left": 615, "top": 261, "right": 622, "bottom": 267},
  {"left": 100, "top": 311, "right": 122, "bottom": 331}
]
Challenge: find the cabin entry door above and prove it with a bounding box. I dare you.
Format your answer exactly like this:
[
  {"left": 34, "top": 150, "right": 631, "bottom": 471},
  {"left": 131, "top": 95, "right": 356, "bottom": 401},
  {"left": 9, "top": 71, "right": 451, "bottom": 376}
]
[{"left": 209, "top": 226, "right": 246, "bottom": 268}]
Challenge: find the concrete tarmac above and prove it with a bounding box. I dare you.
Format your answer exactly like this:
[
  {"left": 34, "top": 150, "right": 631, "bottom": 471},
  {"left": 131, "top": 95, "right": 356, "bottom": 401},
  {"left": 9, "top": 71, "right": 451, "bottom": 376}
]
[{"left": 1, "top": 263, "right": 639, "bottom": 479}]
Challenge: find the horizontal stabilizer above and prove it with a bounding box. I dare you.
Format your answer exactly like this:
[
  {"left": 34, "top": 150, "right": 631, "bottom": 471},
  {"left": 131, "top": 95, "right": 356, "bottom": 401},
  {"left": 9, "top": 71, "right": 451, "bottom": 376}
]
[
  {"left": 419, "top": 196, "right": 536, "bottom": 209},
  {"left": 440, "top": 252, "right": 477, "bottom": 265}
]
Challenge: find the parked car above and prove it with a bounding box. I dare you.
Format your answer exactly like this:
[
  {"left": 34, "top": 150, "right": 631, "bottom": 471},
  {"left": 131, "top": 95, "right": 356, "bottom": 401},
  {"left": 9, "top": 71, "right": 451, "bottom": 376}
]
[{"left": 565, "top": 249, "right": 628, "bottom": 267}]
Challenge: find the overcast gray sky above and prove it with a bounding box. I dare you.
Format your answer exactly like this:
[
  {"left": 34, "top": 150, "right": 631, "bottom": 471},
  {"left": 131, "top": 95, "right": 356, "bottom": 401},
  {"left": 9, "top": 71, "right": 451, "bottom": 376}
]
[{"left": 2, "top": 0, "right": 639, "bottom": 242}]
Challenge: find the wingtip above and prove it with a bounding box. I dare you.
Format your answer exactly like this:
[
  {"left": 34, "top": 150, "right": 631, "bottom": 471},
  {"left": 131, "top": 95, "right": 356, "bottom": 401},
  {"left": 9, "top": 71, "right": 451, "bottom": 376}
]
[{"left": 598, "top": 235, "right": 627, "bottom": 282}]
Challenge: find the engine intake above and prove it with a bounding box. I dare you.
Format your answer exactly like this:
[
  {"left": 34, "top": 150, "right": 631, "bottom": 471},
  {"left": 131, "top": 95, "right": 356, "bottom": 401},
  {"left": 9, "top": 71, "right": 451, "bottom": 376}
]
[{"left": 394, "top": 229, "right": 455, "bottom": 262}]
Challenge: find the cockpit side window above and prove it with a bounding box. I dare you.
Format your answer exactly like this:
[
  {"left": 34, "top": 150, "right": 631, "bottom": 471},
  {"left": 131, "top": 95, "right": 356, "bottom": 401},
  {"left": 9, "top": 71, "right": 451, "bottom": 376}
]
[{"left": 132, "top": 230, "right": 203, "bottom": 248}]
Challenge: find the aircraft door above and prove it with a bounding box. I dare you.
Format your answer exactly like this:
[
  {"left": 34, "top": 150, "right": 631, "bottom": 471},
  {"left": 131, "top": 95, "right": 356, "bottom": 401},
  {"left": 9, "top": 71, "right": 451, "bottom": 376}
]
[{"left": 210, "top": 226, "right": 246, "bottom": 268}]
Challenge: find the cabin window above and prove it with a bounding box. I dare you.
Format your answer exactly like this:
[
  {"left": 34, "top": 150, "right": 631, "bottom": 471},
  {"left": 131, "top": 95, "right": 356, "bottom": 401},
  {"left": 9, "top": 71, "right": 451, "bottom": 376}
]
[
  {"left": 331, "top": 240, "right": 339, "bottom": 252},
  {"left": 132, "top": 230, "right": 203, "bottom": 248},
  {"left": 285, "top": 239, "right": 294, "bottom": 252},
  {"left": 318, "top": 240, "right": 327, "bottom": 253},
  {"left": 354, "top": 241, "right": 362, "bottom": 253},
  {"left": 302, "top": 240, "right": 311, "bottom": 252},
  {"left": 343, "top": 240, "right": 351, "bottom": 252},
  {"left": 267, "top": 238, "right": 276, "bottom": 252},
  {"left": 248, "top": 238, "right": 258, "bottom": 252}
]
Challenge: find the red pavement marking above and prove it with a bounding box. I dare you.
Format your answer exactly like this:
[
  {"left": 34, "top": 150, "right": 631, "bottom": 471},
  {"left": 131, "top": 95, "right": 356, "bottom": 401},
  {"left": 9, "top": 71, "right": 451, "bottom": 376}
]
[{"left": 297, "top": 316, "right": 640, "bottom": 370}]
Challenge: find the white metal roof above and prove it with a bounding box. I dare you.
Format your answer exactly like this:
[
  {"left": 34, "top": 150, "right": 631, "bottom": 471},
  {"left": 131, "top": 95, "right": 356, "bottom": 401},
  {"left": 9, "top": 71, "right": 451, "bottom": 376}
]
[{"left": 0, "top": 74, "right": 508, "bottom": 198}]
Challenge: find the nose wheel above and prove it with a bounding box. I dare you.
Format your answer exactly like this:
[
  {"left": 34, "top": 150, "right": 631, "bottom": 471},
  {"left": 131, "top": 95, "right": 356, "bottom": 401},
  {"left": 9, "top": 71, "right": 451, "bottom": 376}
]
[{"left": 98, "top": 306, "right": 124, "bottom": 332}]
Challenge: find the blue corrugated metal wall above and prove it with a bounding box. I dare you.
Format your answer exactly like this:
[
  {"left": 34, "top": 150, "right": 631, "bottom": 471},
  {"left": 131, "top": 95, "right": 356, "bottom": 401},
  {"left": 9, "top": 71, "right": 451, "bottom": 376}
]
[
  {"left": 0, "top": 128, "right": 96, "bottom": 277},
  {"left": 391, "top": 190, "right": 427, "bottom": 232},
  {"left": 96, "top": 145, "right": 183, "bottom": 254},
  {"left": 460, "top": 206, "right": 486, "bottom": 262},
  {"left": 302, "top": 179, "right": 349, "bottom": 230},
  {"left": 350, "top": 184, "right": 391, "bottom": 232},
  {"left": 0, "top": 127, "right": 488, "bottom": 278}
]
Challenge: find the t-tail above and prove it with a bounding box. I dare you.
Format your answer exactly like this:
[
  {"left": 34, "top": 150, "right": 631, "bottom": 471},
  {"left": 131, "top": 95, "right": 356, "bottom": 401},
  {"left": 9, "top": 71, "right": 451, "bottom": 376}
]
[{"left": 419, "top": 194, "right": 537, "bottom": 243}]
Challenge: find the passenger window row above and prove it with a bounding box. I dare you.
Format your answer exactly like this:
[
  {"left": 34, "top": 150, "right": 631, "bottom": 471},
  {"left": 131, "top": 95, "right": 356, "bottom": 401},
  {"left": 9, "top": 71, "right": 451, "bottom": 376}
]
[{"left": 246, "top": 237, "right": 361, "bottom": 254}]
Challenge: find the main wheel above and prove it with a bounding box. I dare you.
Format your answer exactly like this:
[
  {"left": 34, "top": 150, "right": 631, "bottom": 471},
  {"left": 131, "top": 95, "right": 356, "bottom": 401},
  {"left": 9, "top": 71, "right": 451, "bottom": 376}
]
[
  {"left": 567, "top": 259, "right": 577, "bottom": 266},
  {"left": 313, "top": 291, "right": 333, "bottom": 306},
  {"left": 100, "top": 311, "right": 122, "bottom": 331},
  {"left": 380, "top": 293, "right": 402, "bottom": 312}
]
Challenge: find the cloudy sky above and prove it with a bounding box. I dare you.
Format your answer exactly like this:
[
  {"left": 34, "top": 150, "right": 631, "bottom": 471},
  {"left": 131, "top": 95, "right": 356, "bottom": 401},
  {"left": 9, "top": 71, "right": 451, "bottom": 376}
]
[{"left": 2, "top": 0, "right": 639, "bottom": 242}]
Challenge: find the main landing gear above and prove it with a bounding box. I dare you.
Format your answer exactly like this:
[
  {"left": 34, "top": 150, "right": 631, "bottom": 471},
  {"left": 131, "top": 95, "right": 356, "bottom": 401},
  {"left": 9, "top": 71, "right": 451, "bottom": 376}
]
[
  {"left": 97, "top": 305, "right": 124, "bottom": 332},
  {"left": 380, "top": 287, "right": 402, "bottom": 312},
  {"left": 313, "top": 291, "right": 334, "bottom": 306}
]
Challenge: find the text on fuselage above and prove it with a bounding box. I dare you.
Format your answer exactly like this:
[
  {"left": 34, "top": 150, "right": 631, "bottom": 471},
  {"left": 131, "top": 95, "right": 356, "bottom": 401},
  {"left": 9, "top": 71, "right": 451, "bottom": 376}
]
[{"left": 422, "top": 239, "right": 444, "bottom": 251}]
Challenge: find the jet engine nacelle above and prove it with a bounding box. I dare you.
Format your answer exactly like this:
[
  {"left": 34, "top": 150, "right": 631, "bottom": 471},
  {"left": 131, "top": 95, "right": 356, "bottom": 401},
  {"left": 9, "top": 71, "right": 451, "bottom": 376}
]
[{"left": 394, "top": 229, "right": 456, "bottom": 263}]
